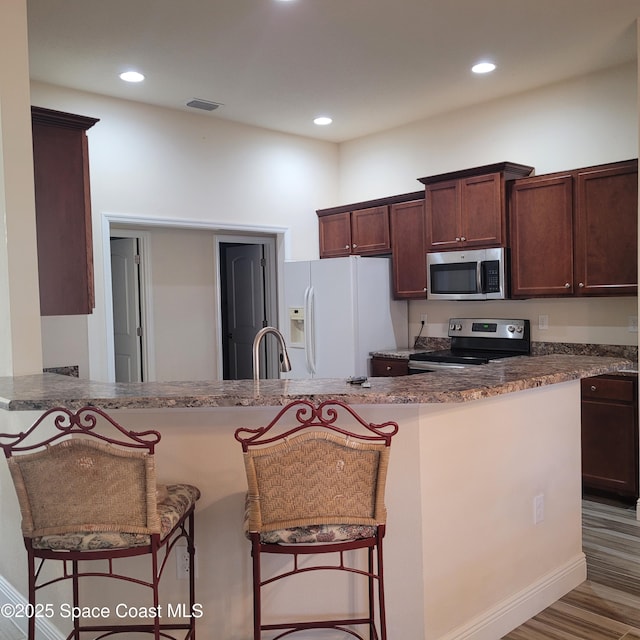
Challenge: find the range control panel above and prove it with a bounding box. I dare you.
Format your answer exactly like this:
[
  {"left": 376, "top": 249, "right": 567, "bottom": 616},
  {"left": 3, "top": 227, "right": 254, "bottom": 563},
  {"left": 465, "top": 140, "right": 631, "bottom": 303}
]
[{"left": 448, "top": 318, "right": 529, "bottom": 340}]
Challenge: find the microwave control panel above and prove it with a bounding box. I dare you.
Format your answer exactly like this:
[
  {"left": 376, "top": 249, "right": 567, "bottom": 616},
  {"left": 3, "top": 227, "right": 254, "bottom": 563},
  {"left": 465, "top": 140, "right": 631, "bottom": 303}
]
[{"left": 482, "top": 260, "right": 501, "bottom": 293}]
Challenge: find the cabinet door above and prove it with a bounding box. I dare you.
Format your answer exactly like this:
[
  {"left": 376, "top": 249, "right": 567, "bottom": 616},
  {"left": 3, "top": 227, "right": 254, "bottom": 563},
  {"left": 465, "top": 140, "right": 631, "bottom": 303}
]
[
  {"left": 351, "top": 206, "right": 390, "bottom": 255},
  {"left": 574, "top": 160, "right": 638, "bottom": 296},
  {"left": 425, "top": 179, "right": 460, "bottom": 251},
  {"left": 509, "top": 174, "right": 574, "bottom": 298},
  {"left": 460, "top": 173, "right": 504, "bottom": 247},
  {"left": 581, "top": 375, "right": 638, "bottom": 498},
  {"left": 582, "top": 399, "right": 637, "bottom": 496},
  {"left": 390, "top": 200, "right": 426, "bottom": 299},
  {"left": 318, "top": 212, "right": 351, "bottom": 258}
]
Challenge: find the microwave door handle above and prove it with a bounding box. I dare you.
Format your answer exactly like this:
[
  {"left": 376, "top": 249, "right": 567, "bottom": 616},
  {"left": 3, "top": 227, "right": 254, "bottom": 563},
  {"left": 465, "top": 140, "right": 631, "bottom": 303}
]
[{"left": 477, "top": 261, "right": 483, "bottom": 293}]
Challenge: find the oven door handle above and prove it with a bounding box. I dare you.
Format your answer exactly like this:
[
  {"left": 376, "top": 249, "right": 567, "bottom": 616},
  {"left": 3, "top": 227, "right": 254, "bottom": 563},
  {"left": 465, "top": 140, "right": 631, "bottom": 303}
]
[{"left": 409, "top": 361, "right": 473, "bottom": 372}]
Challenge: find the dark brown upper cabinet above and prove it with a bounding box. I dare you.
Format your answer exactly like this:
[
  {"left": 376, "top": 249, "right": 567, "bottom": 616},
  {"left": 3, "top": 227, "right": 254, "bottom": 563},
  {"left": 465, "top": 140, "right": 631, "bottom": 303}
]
[
  {"left": 509, "top": 159, "right": 637, "bottom": 298},
  {"left": 318, "top": 205, "right": 390, "bottom": 258},
  {"left": 390, "top": 199, "right": 427, "bottom": 299},
  {"left": 32, "top": 106, "right": 99, "bottom": 316},
  {"left": 419, "top": 162, "right": 534, "bottom": 252}
]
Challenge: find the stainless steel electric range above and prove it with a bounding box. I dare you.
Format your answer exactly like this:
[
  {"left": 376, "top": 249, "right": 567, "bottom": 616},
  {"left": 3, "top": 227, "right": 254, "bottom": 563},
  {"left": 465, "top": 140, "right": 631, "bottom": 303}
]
[{"left": 409, "top": 317, "right": 531, "bottom": 373}]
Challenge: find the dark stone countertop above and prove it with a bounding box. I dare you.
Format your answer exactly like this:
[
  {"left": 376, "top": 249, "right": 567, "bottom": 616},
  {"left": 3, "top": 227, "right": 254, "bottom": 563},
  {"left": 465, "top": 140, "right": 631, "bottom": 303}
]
[{"left": 0, "top": 354, "right": 633, "bottom": 411}]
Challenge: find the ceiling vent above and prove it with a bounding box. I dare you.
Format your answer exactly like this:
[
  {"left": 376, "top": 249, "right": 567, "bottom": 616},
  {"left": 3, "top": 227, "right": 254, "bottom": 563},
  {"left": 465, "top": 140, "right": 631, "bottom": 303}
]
[{"left": 186, "top": 99, "right": 223, "bottom": 112}]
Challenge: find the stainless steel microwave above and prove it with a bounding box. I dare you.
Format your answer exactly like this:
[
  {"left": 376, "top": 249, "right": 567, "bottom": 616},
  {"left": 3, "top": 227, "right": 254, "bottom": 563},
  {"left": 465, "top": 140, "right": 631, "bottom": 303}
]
[{"left": 426, "top": 247, "right": 507, "bottom": 300}]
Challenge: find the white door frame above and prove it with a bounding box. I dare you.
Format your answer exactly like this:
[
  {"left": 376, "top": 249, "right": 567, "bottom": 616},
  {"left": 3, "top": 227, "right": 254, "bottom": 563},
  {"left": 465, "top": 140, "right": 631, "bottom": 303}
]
[
  {"left": 99, "top": 212, "right": 290, "bottom": 382},
  {"left": 109, "top": 229, "right": 154, "bottom": 382}
]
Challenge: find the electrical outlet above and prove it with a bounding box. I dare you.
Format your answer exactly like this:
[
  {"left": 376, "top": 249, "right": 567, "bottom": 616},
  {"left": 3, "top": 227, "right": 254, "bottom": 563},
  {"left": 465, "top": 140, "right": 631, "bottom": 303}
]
[
  {"left": 538, "top": 315, "right": 549, "bottom": 331},
  {"left": 628, "top": 316, "right": 638, "bottom": 333},
  {"left": 533, "top": 494, "right": 544, "bottom": 524},
  {"left": 420, "top": 314, "right": 427, "bottom": 325},
  {"left": 176, "top": 545, "right": 193, "bottom": 579}
]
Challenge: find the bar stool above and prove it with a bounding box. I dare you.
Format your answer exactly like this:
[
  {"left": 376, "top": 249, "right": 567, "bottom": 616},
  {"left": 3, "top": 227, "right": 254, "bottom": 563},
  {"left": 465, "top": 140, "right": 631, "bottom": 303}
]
[
  {"left": 0, "top": 406, "right": 200, "bottom": 640},
  {"left": 235, "top": 399, "right": 398, "bottom": 640}
]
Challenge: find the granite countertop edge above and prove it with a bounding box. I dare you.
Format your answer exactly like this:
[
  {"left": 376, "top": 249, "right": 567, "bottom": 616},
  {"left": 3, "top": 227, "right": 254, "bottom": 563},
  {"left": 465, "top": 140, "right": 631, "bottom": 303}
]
[{"left": 0, "top": 355, "right": 634, "bottom": 411}]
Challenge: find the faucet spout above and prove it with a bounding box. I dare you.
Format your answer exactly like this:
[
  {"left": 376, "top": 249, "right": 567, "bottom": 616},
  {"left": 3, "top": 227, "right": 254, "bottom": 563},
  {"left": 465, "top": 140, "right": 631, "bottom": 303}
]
[{"left": 252, "top": 327, "right": 292, "bottom": 381}]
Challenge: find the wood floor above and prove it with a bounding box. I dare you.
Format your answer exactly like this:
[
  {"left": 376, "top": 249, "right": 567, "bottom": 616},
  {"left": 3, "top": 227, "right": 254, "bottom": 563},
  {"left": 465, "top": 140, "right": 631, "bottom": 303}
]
[{"left": 503, "top": 498, "right": 640, "bottom": 640}]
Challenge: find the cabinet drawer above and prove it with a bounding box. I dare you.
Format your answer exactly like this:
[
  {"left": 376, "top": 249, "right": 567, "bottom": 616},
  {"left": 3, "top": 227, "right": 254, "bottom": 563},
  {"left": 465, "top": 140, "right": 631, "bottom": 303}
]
[
  {"left": 371, "top": 357, "right": 409, "bottom": 377},
  {"left": 581, "top": 375, "right": 635, "bottom": 403}
]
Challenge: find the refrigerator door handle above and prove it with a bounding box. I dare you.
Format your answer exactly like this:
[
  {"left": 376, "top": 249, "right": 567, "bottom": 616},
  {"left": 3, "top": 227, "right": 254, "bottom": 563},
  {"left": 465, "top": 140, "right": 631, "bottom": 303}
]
[{"left": 304, "top": 285, "right": 317, "bottom": 375}]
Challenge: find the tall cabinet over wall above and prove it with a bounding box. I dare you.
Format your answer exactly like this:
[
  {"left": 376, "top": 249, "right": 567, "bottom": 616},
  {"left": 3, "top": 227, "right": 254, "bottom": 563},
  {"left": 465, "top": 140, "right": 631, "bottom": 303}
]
[{"left": 31, "top": 106, "right": 99, "bottom": 316}]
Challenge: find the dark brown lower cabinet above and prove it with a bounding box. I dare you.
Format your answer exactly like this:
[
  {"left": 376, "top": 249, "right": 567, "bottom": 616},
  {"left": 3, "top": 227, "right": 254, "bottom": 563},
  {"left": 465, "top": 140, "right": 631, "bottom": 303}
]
[
  {"left": 581, "top": 374, "right": 639, "bottom": 499},
  {"left": 370, "top": 356, "right": 409, "bottom": 377}
]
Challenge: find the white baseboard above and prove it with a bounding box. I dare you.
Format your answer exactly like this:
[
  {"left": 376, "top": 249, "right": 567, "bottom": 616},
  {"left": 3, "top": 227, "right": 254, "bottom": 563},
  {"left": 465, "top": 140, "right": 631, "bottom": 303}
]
[
  {"left": 436, "top": 553, "right": 587, "bottom": 640},
  {"left": 0, "top": 576, "right": 63, "bottom": 640}
]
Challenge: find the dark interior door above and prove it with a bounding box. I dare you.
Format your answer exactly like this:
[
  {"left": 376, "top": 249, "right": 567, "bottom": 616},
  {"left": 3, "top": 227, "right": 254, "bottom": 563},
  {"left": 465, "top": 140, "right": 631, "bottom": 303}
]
[{"left": 220, "top": 243, "right": 266, "bottom": 379}]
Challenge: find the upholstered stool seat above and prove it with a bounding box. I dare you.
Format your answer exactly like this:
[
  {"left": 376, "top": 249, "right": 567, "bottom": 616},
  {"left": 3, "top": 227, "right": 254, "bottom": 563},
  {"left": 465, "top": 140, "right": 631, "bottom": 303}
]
[{"left": 256, "top": 523, "right": 378, "bottom": 545}]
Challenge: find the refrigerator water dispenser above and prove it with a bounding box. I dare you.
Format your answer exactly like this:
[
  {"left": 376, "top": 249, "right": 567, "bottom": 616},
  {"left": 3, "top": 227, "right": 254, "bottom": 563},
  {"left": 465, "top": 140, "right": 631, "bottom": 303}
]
[{"left": 289, "top": 307, "right": 305, "bottom": 347}]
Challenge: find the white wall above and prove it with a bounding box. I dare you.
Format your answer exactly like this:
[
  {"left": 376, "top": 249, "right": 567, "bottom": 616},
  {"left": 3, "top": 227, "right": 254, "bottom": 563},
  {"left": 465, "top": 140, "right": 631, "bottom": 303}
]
[
  {"left": 0, "top": 1, "right": 43, "bottom": 376},
  {"left": 149, "top": 227, "right": 217, "bottom": 381},
  {"left": 338, "top": 62, "right": 637, "bottom": 202},
  {"left": 30, "top": 82, "right": 339, "bottom": 380}
]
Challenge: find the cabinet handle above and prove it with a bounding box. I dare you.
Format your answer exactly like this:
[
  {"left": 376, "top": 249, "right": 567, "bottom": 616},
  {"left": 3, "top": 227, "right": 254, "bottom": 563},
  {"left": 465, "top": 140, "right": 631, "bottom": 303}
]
[
  {"left": 386, "top": 366, "right": 392, "bottom": 371},
  {"left": 455, "top": 237, "right": 461, "bottom": 242},
  {"left": 460, "top": 236, "right": 466, "bottom": 241},
  {"left": 352, "top": 243, "right": 357, "bottom": 248},
  {"left": 579, "top": 282, "right": 584, "bottom": 288},
  {"left": 590, "top": 385, "right": 597, "bottom": 392},
  {"left": 565, "top": 283, "right": 571, "bottom": 288},
  {"left": 344, "top": 245, "right": 350, "bottom": 249}
]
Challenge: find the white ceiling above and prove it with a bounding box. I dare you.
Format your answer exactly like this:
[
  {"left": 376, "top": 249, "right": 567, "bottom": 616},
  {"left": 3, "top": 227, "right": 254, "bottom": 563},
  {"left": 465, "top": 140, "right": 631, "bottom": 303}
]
[{"left": 26, "top": 0, "right": 640, "bottom": 143}]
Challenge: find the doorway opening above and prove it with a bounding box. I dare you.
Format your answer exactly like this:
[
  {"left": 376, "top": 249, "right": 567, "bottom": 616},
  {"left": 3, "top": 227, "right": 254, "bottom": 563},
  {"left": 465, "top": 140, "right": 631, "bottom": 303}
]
[{"left": 103, "top": 215, "right": 286, "bottom": 384}]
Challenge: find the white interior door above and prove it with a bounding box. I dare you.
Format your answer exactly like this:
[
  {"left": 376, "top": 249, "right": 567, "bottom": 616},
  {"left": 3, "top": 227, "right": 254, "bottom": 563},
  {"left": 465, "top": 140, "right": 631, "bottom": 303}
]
[{"left": 110, "top": 237, "right": 142, "bottom": 382}]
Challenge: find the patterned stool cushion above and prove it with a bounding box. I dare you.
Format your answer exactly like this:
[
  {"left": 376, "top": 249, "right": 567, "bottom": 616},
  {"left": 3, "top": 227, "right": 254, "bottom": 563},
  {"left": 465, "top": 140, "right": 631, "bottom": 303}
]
[
  {"left": 258, "top": 523, "right": 377, "bottom": 545},
  {"left": 32, "top": 483, "right": 200, "bottom": 551}
]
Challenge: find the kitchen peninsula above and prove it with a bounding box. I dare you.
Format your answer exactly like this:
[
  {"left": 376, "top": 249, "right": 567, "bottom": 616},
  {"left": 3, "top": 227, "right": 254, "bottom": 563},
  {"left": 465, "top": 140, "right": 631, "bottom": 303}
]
[{"left": 0, "top": 353, "right": 633, "bottom": 640}]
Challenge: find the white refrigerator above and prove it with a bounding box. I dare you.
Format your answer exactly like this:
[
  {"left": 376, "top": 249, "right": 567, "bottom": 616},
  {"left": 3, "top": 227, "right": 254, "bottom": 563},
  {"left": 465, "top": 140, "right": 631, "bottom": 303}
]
[{"left": 282, "top": 256, "right": 408, "bottom": 379}]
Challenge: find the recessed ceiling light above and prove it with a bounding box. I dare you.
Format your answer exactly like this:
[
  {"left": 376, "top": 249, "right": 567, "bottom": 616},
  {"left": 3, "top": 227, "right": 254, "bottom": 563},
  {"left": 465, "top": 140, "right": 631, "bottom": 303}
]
[
  {"left": 314, "top": 116, "right": 332, "bottom": 126},
  {"left": 472, "top": 62, "right": 496, "bottom": 74},
  {"left": 119, "top": 71, "right": 145, "bottom": 83}
]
